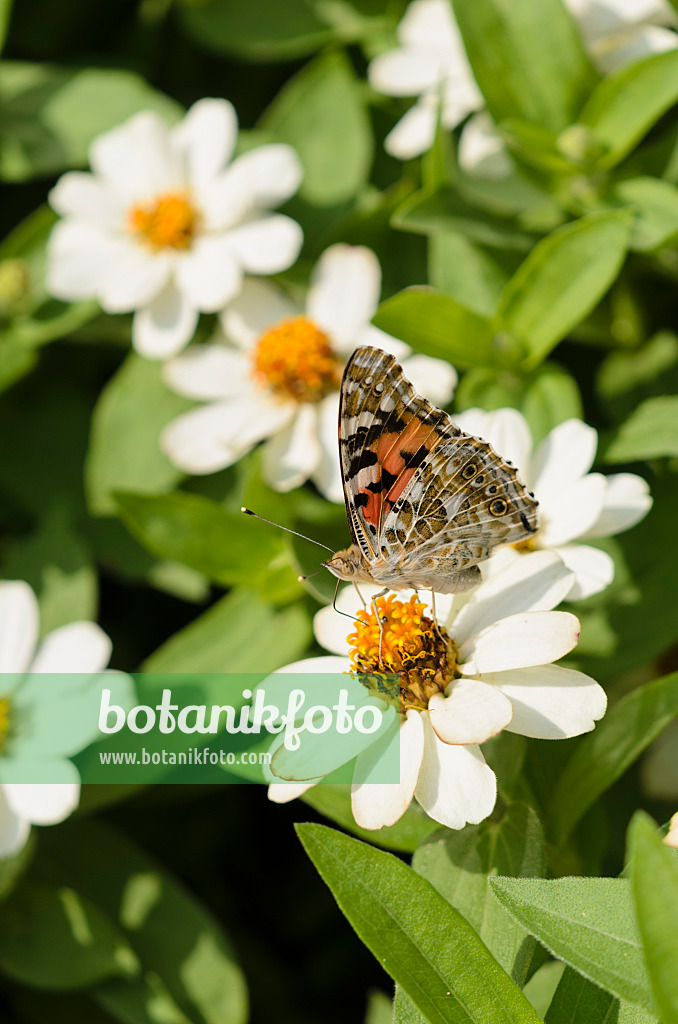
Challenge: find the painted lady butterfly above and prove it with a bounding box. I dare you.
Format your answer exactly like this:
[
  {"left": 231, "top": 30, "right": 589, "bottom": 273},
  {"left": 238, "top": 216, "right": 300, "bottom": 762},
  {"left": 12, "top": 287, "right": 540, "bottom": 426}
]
[{"left": 324, "top": 346, "right": 539, "bottom": 595}]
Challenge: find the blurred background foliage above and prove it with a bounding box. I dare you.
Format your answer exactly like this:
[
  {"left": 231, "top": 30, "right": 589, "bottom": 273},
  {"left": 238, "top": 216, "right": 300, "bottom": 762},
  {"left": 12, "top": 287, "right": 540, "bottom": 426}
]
[{"left": 1, "top": 0, "right": 678, "bottom": 1021}]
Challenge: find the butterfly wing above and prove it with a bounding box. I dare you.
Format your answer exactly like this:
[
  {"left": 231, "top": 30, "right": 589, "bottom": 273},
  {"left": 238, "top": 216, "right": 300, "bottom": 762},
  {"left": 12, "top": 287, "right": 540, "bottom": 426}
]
[{"left": 339, "top": 346, "right": 539, "bottom": 593}]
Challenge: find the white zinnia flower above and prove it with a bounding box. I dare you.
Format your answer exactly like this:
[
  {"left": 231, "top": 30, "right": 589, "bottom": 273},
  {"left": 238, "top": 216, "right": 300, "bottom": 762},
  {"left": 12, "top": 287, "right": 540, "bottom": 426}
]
[
  {"left": 453, "top": 408, "right": 653, "bottom": 600},
  {"left": 368, "top": 0, "right": 483, "bottom": 160},
  {"left": 370, "top": 0, "right": 677, "bottom": 173},
  {"left": 161, "top": 244, "right": 457, "bottom": 502},
  {"left": 46, "top": 99, "right": 303, "bottom": 360},
  {"left": 0, "top": 580, "right": 129, "bottom": 858},
  {"left": 267, "top": 550, "right": 607, "bottom": 831}
]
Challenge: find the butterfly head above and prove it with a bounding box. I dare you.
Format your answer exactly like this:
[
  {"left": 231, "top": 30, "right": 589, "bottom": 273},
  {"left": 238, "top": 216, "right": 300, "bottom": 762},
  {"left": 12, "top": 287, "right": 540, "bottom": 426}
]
[{"left": 323, "top": 545, "right": 371, "bottom": 583}]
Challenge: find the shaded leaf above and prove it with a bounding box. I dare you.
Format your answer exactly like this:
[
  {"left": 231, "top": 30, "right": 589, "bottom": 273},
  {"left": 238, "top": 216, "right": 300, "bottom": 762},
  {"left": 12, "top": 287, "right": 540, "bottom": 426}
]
[
  {"left": 604, "top": 396, "right": 678, "bottom": 462},
  {"left": 180, "top": 0, "right": 330, "bottom": 61}
]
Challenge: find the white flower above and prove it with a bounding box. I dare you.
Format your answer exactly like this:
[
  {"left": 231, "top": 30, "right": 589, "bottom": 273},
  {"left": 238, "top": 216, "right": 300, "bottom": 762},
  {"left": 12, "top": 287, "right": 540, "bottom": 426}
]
[
  {"left": 267, "top": 549, "right": 607, "bottom": 831},
  {"left": 368, "top": 0, "right": 483, "bottom": 160},
  {"left": 46, "top": 99, "right": 303, "bottom": 360},
  {"left": 453, "top": 408, "right": 653, "bottom": 600},
  {"left": 161, "top": 244, "right": 457, "bottom": 501},
  {"left": 0, "top": 581, "right": 129, "bottom": 858},
  {"left": 566, "top": 0, "right": 678, "bottom": 73}
]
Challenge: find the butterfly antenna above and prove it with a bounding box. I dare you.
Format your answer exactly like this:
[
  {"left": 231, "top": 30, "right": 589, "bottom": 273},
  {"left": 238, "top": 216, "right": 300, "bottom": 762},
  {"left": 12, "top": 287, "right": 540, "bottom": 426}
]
[{"left": 240, "top": 508, "right": 334, "bottom": 553}]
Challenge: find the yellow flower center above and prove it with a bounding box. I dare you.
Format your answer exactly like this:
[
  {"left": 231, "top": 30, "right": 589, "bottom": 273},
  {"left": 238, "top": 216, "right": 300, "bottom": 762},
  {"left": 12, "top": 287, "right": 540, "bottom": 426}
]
[
  {"left": 347, "top": 595, "right": 458, "bottom": 712},
  {"left": 128, "top": 192, "right": 198, "bottom": 250},
  {"left": 251, "top": 317, "right": 342, "bottom": 404},
  {"left": 0, "top": 697, "right": 10, "bottom": 752}
]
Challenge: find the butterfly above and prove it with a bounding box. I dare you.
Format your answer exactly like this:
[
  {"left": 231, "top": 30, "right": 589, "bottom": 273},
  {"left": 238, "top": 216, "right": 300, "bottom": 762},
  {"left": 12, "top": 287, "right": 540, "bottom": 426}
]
[{"left": 324, "top": 345, "right": 539, "bottom": 595}]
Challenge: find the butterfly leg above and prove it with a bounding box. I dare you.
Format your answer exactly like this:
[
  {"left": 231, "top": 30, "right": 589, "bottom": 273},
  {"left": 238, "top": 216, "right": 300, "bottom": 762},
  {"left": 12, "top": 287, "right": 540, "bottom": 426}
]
[
  {"left": 430, "top": 590, "right": 446, "bottom": 643},
  {"left": 332, "top": 578, "right": 361, "bottom": 624},
  {"left": 353, "top": 582, "right": 367, "bottom": 609},
  {"left": 370, "top": 588, "right": 391, "bottom": 667}
]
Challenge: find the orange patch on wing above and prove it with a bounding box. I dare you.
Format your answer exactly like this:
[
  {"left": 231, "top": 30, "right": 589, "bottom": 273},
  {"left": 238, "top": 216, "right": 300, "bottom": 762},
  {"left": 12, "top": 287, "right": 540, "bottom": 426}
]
[
  {"left": 358, "top": 417, "right": 441, "bottom": 531},
  {"left": 361, "top": 488, "right": 382, "bottom": 527}
]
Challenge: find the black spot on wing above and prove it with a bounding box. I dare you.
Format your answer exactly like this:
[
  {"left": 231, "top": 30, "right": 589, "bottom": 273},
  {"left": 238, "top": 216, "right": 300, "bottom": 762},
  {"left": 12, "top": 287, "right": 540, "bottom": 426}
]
[{"left": 520, "top": 512, "right": 537, "bottom": 533}]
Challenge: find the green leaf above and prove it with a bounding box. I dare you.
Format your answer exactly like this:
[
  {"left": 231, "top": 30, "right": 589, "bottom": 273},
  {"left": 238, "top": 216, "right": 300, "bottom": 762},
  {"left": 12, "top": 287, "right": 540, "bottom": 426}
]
[
  {"left": 546, "top": 966, "right": 658, "bottom": 1024},
  {"left": 550, "top": 672, "right": 678, "bottom": 844},
  {"left": 455, "top": 362, "right": 583, "bottom": 446},
  {"left": 604, "top": 396, "right": 678, "bottom": 462},
  {"left": 297, "top": 823, "right": 542, "bottom": 1024},
  {"left": 0, "top": 0, "right": 12, "bottom": 54},
  {"left": 490, "top": 876, "right": 654, "bottom": 1012},
  {"left": 301, "top": 785, "right": 438, "bottom": 853},
  {"left": 39, "top": 819, "right": 248, "bottom": 1024},
  {"left": 372, "top": 289, "right": 503, "bottom": 369},
  {"left": 428, "top": 232, "right": 510, "bottom": 316},
  {"left": 260, "top": 51, "right": 372, "bottom": 205},
  {"left": 142, "top": 588, "right": 311, "bottom": 673},
  {"left": 413, "top": 804, "right": 545, "bottom": 984},
  {"left": 0, "top": 501, "right": 97, "bottom": 634},
  {"left": 180, "top": 0, "right": 330, "bottom": 61},
  {"left": 115, "top": 491, "right": 301, "bottom": 601},
  {"left": 365, "top": 989, "right": 393, "bottom": 1024},
  {"left": 0, "top": 834, "right": 34, "bottom": 905},
  {"left": 393, "top": 187, "right": 536, "bottom": 251},
  {"left": 497, "top": 211, "right": 631, "bottom": 367},
  {"left": 0, "top": 63, "right": 182, "bottom": 181},
  {"left": 0, "top": 881, "right": 138, "bottom": 990},
  {"left": 451, "top": 0, "right": 597, "bottom": 131},
  {"left": 613, "top": 177, "right": 678, "bottom": 252},
  {"left": 628, "top": 814, "right": 678, "bottom": 1024},
  {"left": 85, "top": 353, "right": 191, "bottom": 516},
  {"left": 580, "top": 50, "right": 678, "bottom": 170}
]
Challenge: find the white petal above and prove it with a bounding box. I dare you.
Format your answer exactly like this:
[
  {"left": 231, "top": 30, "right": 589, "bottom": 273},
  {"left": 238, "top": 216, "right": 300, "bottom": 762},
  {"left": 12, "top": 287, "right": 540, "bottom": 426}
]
[
  {"left": 268, "top": 780, "right": 315, "bottom": 803},
  {"left": 490, "top": 664, "right": 607, "bottom": 739},
  {"left": 440, "top": 73, "right": 484, "bottom": 127},
  {"left": 398, "top": 0, "right": 460, "bottom": 50},
  {"left": 532, "top": 419, "right": 598, "bottom": 504},
  {"left": 384, "top": 99, "right": 439, "bottom": 160},
  {"left": 458, "top": 112, "right": 513, "bottom": 179},
  {"left": 307, "top": 245, "right": 381, "bottom": 348},
  {"left": 368, "top": 48, "right": 441, "bottom": 96},
  {"left": 175, "top": 236, "right": 242, "bottom": 312},
  {"left": 453, "top": 407, "right": 533, "bottom": 481},
  {"left": 98, "top": 241, "right": 172, "bottom": 314},
  {"left": 172, "top": 98, "right": 238, "bottom": 185},
  {"left": 0, "top": 581, "right": 38, "bottom": 675},
  {"left": 133, "top": 281, "right": 199, "bottom": 359},
  {"left": 593, "top": 24, "right": 678, "bottom": 72},
  {"left": 161, "top": 393, "right": 293, "bottom": 474},
  {"left": 0, "top": 787, "right": 30, "bottom": 857},
  {"left": 227, "top": 144, "right": 303, "bottom": 207},
  {"left": 227, "top": 215, "right": 302, "bottom": 275},
  {"left": 351, "top": 712, "right": 424, "bottom": 829},
  {"left": 460, "top": 611, "right": 581, "bottom": 675},
  {"left": 429, "top": 677, "right": 513, "bottom": 744},
  {"left": 48, "top": 172, "right": 124, "bottom": 226},
  {"left": 163, "top": 345, "right": 250, "bottom": 400},
  {"left": 400, "top": 354, "right": 457, "bottom": 406},
  {"left": 552, "top": 543, "right": 615, "bottom": 601},
  {"left": 353, "top": 324, "right": 410, "bottom": 361},
  {"left": 90, "top": 111, "right": 181, "bottom": 204},
  {"left": 415, "top": 717, "right": 497, "bottom": 829},
  {"left": 453, "top": 550, "right": 575, "bottom": 646},
  {"left": 46, "top": 221, "right": 127, "bottom": 303},
  {"left": 584, "top": 473, "right": 653, "bottom": 538},
  {"left": 275, "top": 655, "right": 351, "bottom": 674},
  {"left": 537, "top": 473, "right": 607, "bottom": 547},
  {"left": 313, "top": 600, "right": 362, "bottom": 658},
  {"left": 220, "top": 278, "right": 299, "bottom": 349},
  {"left": 4, "top": 776, "right": 80, "bottom": 826},
  {"left": 262, "top": 404, "right": 322, "bottom": 492},
  {"left": 310, "top": 393, "right": 344, "bottom": 504},
  {"left": 28, "top": 622, "right": 111, "bottom": 674},
  {"left": 197, "top": 163, "right": 253, "bottom": 232}
]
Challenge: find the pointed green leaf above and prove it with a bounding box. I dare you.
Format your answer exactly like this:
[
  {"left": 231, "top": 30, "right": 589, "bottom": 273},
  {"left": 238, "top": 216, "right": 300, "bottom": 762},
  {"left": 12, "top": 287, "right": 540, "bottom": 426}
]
[
  {"left": 613, "top": 177, "right": 678, "bottom": 252},
  {"left": 604, "top": 396, "right": 678, "bottom": 462},
  {"left": 301, "top": 785, "right": 438, "bottom": 853},
  {"left": 550, "top": 672, "right": 678, "bottom": 844},
  {"left": 297, "top": 823, "right": 542, "bottom": 1024},
  {"left": 628, "top": 813, "right": 678, "bottom": 1024},
  {"left": 546, "top": 966, "right": 658, "bottom": 1024},
  {"left": 490, "top": 876, "right": 654, "bottom": 1011},
  {"left": 497, "top": 211, "right": 631, "bottom": 367}
]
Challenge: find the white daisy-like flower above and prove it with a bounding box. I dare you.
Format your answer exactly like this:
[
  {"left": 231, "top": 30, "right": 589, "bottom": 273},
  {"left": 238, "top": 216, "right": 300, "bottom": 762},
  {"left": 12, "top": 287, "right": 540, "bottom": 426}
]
[
  {"left": 0, "top": 580, "right": 129, "bottom": 858},
  {"left": 453, "top": 408, "right": 653, "bottom": 601},
  {"left": 46, "top": 99, "right": 303, "bottom": 360},
  {"left": 267, "top": 549, "right": 606, "bottom": 830},
  {"left": 567, "top": 0, "right": 677, "bottom": 73},
  {"left": 161, "top": 244, "right": 457, "bottom": 502},
  {"left": 370, "top": 0, "right": 677, "bottom": 173},
  {"left": 368, "top": 0, "right": 483, "bottom": 160}
]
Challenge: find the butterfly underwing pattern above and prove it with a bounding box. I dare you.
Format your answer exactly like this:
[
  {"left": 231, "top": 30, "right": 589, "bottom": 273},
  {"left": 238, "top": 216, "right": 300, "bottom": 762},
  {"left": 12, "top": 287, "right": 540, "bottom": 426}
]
[{"left": 324, "top": 346, "right": 539, "bottom": 595}]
